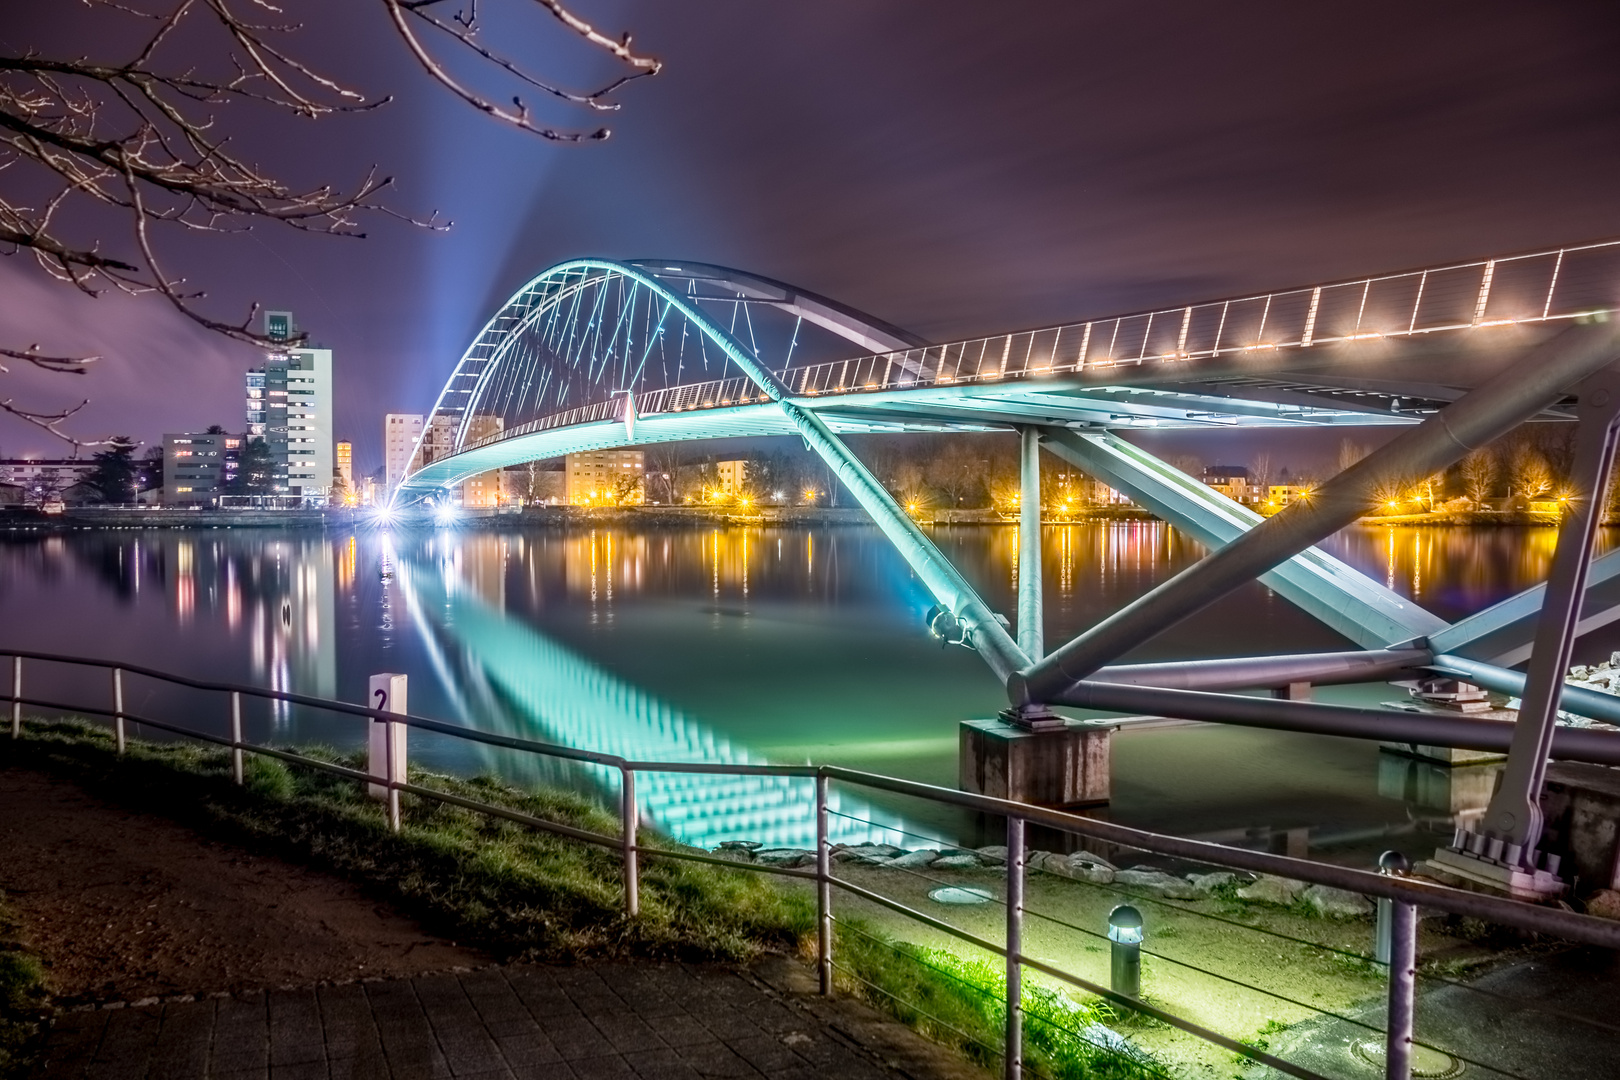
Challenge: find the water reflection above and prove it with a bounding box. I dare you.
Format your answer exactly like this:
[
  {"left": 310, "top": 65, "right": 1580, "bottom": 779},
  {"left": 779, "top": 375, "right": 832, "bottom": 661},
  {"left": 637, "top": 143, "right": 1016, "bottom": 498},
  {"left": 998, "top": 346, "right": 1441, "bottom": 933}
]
[
  {"left": 389, "top": 536, "right": 923, "bottom": 849},
  {"left": 7, "top": 521, "right": 1620, "bottom": 857}
]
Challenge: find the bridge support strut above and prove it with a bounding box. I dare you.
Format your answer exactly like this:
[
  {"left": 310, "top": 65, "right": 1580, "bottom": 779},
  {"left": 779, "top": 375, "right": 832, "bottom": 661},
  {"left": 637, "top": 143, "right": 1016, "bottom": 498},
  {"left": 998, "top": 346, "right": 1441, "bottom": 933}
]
[
  {"left": 778, "top": 400, "right": 1030, "bottom": 682},
  {"left": 1430, "top": 366, "right": 1620, "bottom": 896},
  {"left": 1013, "top": 323, "right": 1620, "bottom": 707}
]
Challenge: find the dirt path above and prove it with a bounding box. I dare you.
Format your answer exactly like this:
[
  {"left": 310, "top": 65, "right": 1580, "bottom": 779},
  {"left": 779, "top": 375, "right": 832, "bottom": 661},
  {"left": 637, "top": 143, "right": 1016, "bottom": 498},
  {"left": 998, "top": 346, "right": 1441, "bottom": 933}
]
[{"left": 0, "top": 768, "right": 486, "bottom": 1004}]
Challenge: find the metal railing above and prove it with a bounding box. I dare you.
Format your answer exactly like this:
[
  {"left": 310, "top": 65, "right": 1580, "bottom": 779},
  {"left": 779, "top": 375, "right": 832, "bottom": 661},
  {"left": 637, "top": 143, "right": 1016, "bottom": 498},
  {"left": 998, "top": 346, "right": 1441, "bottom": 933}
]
[
  {"left": 7, "top": 646, "right": 1620, "bottom": 1080},
  {"left": 775, "top": 238, "right": 1620, "bottom": 400}
]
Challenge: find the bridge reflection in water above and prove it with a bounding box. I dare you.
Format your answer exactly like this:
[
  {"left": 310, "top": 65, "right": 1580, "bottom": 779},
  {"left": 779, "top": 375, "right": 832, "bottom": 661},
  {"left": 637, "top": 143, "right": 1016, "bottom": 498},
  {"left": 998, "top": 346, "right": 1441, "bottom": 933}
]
[{"left": 387, "top": 532, "right": 935, "bottom": 851}]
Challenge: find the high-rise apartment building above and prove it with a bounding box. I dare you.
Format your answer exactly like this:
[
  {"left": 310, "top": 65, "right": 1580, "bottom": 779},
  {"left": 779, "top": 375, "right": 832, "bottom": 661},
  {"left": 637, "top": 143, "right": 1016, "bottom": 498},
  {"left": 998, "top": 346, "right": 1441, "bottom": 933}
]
[
  {"left": 164, "top": 432, "right": 243, "bottom": 505},
  {"left": 383, "top": 414, "right": 424, "bottom": 491},
  {"left": 336, "top": 441, "right": 353, "bottom": 486},
  {"left": 244, "top": 311, "right": 333, "bottom": 502}
]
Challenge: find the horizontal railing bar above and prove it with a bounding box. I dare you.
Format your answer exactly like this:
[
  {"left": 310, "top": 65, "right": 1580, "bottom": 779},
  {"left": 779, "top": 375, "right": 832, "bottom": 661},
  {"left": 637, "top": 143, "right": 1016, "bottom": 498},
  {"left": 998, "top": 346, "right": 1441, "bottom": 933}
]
[
  {"left": 0, "top": 648, "right": 630, "bottom": 770},
  {"left": 621, "top": 761, "right": 820, "bottom": 778},
  {"left": 829, "top": 877, "right": 1327, "bottom": 1080},
  {"left": 8, "top": 650, "right": 1620, "bottom": 952},
  {"left": 819, "top": 765, "right": 1620, "bottom": 949},
  {"left": 1015, "top": 954, "right": 1330, "bottom": 1080},
  {"left": 636, "top": 846, "right": 822, "bottom": 881},
  {"left": 831, "top": 875, "right": 1009, "bottom": 956},
  {"left": 4, "top": 697, "right": 626, "bottom": 851}
]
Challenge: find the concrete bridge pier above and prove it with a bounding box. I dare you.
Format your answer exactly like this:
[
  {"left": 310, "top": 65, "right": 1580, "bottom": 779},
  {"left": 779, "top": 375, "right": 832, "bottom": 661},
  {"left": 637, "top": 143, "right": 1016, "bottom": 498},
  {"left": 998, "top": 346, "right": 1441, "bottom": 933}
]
[{"left": 959, "top": 717, "right": 1112, "bottom": 808}]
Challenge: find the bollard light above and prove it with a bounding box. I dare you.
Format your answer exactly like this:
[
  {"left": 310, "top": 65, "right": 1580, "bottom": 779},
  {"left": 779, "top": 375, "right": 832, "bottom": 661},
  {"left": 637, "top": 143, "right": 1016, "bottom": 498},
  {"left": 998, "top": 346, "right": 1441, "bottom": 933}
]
[
  {"left": 1374, "top": 849, "right": 1409, "bottom": 966},
  {"left": 1107, "top": 904, "right": 1143, "bottom": 998}
]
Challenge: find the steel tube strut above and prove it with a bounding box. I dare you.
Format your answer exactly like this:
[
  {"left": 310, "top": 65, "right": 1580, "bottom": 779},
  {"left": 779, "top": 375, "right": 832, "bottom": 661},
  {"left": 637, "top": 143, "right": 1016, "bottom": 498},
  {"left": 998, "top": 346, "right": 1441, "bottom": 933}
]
[
  {"left": 1096, "top": 648, "right": 1430, "bottom": 692},
  {"left": 1426, "top": 546, "right": 1620, "bottom": 666},
  {"left": 780, "top": 400, "right": 1030, "bottom": 681},
  {"left": 1015, "top": 324, "right": 1620, "bottom": 705},
  {"left": 1038, "top": 428, "right": 1446, "bottom": 648},
  {"left": 1428, "top": 654, "right": 1620, "bottom": 727},
  {"left": 1484, "top": 370, "right": 1620, "bottom": 849},
  {"left": 1054, "top": 680, "right": 1620, "bottom": 766},
  {"left": 1017, "top": 427, "right": 1044, "bottom": 660}
]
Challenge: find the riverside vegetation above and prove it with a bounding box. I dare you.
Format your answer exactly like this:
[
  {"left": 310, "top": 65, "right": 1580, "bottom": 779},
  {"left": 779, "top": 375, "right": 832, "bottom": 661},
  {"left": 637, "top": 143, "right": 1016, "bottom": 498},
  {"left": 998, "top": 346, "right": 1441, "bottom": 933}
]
[{"left": 2, "top": 721, "right": 1168, "bottom": 1079}]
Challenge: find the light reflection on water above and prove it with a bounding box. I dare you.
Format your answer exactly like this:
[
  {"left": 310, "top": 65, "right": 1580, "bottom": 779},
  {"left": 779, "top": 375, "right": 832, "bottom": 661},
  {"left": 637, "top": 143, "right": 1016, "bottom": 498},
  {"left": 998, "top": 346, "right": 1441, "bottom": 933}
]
[{"left": 3, "top": 522, "right": 1615, "bottom": 857}]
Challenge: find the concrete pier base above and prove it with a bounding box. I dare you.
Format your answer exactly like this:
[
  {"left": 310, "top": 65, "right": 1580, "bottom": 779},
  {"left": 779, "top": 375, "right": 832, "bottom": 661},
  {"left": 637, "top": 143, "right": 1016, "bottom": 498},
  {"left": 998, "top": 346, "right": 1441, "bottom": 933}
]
[
  {"left": 1377, "top": 753, "right": 1503, "bottom": 818},
  {"left": 959, "top": 718, "right": 1112, "bottom": 808},
  {"left": 1540, "top": 762, "right": 1620, "bottom": 894}
]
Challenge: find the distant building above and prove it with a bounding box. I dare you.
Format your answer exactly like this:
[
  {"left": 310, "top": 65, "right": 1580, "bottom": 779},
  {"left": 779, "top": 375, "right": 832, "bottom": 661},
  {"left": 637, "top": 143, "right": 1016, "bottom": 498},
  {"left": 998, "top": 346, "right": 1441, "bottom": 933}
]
[
  {"left": 566, "top": 450, "right": 644, "bottom": 504},
  {"left": 459, "top": 415, "right": 506, "bottom": 508},
  {"left": 335, "top": 441, "right": 353, "bottom": 487},
  {"left": 0, "top": 459, "right": 95, "bottom": 506},
  {"left": 383, "top": 414, "right": 424, "bottom": 491},
  {"left": 715, "top": 460, "right": 747, "bottom": 498},
  {"left": 244, "top": 311, "right": 333, "bottom": 502},
  {"left": 421, "top": 414, "right": 457, "bottom": 466},
  {"left": 1267, "top": 484, "right": 1313, "bottom": 507},
  {"left": 164, "top": 432, "right": 244, "bottom": 505},
  {"left": 1202, "top": 465, "right": 1252, "bottom": 502}
]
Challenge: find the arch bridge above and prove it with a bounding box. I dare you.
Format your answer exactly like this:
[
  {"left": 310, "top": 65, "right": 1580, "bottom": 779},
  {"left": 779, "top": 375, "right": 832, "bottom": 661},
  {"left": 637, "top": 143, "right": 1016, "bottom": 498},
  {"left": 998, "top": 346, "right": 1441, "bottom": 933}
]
[{"left": 399, "top": 242, "right": 1620, "bottom": 896}]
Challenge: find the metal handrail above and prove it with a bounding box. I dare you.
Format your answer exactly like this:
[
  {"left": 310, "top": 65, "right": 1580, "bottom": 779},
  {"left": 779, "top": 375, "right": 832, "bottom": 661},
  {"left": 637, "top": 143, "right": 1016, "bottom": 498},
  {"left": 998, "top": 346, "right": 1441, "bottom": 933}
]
[{"left": 8, "top": 648, "right": 1618, "bottom": 1080}]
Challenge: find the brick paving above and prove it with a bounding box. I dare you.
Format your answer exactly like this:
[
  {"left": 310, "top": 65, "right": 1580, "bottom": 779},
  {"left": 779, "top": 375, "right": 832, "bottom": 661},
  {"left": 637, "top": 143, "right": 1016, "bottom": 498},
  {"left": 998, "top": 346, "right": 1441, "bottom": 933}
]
[{"left": 30, "top": 961, "right": 972, "bottom": 1080}]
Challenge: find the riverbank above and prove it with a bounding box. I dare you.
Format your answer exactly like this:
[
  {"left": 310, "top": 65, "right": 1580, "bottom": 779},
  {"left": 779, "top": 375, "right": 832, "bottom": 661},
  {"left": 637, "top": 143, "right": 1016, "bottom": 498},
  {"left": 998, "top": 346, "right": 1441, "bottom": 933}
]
[
  {"left": 4, "top": 721, "right": 1566, "bottom": 1080},
  {"left": 0, "top": 722, "right": 1161, "bottom": 1079},
  {"left": 0, "top": 504, "right": 1161, "bottom": 532}
]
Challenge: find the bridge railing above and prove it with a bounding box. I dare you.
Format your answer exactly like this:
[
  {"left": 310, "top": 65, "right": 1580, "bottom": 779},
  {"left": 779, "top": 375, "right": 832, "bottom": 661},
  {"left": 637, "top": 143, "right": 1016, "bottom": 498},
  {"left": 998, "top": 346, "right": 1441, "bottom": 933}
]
[
  {"left": 6, "top": 647, "right": 1618, "bottom": 1080},
  {"left": 779, "top": 239, "right": 1620, "bottom": 401},
  {"left": 420, "top": 239, "right": 1620, "bottom": 473}
]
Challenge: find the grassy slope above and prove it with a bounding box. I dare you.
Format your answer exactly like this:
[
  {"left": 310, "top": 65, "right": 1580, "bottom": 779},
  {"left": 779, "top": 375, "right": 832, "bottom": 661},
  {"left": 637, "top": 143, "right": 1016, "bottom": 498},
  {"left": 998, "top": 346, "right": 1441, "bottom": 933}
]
[
  {"left": 6, "top": 721, "right": 1164, "bottom": 1078},
  {"left": 6, "top": 722, "right": 814, "bottom": 963}
]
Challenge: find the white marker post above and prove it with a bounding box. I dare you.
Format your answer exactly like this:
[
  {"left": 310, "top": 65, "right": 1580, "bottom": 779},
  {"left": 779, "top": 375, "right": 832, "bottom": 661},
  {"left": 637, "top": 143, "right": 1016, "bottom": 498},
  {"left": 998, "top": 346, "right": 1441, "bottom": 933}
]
[{"left": 367, "top": 674, "right": 407, "bottom": 832}]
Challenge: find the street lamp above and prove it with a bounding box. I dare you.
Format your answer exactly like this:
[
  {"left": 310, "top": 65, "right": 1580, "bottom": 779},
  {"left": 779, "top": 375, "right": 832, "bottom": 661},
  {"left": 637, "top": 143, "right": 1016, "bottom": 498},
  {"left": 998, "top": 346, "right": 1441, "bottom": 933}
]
[{"left": 1107, "top": 904, "right": 1143, "bottom": 997}]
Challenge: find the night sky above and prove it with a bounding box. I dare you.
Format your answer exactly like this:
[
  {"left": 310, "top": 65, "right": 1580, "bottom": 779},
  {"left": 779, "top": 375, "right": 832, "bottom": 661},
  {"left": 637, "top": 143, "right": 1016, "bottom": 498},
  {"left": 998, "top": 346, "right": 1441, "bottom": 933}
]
[{"left": 3, "top": 1, "right": 1618, "bottom": 471}]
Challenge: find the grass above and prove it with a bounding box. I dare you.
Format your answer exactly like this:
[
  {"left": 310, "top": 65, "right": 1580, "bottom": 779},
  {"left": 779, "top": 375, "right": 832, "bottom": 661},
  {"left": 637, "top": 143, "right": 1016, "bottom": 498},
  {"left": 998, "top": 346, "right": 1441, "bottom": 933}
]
[
  {"left": 0, "top": 896, "right": 48, "bottom": 1080},
  {"left": 7, "top": 720, "right": 814, "bottom": 962},
  {"left": 835, "top": 921, "right": 1164, "bottom": 1080},
  {"left": 5, "top": 719, "right": 1166, "bottom": 1077}
]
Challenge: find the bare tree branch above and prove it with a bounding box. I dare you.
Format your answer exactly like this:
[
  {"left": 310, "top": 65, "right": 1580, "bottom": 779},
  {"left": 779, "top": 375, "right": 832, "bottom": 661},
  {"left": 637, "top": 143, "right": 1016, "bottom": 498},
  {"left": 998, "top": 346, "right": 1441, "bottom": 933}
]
[{"left": 0, "top": 0, "right": 658, "bottom": 442}]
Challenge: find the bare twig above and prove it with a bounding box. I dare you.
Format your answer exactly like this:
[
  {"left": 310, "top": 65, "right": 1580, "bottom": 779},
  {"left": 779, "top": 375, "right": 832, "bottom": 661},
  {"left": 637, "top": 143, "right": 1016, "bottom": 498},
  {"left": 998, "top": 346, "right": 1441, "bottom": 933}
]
[{"left": 0, "top": 0, "right": 656, "bottom": 442}]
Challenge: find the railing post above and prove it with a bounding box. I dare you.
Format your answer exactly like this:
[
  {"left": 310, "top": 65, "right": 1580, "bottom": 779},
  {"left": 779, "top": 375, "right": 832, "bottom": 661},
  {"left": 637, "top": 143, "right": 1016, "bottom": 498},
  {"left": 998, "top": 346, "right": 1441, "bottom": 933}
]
[
  {"left": 1375, "top": 851, "right": 1409, "bottom": 965},
  {"left": 621, "top": 765, "right": 639, "bottom": 918},
  {"left": 383, "top": 717, "right": 401, "bottom": 832},
  {"left": 1005, "top": 814, "right": 1025, "bottom": 1080},
  {"left": 816, "top": 772, "right": 832, "bottom": 996},
  {"left": 1384, "top": 899, "right": 1416, "bottom": 1080},
  {"left": 230, "top": 690, "right": 244, "bottom": 785},
  {"left": 368, "top": 673, "right": 407, "bottom": 832},
  {"left": 10, "top": 656, "right": 20, "bottom": 739},
  {"left": 112, "top": 666, "right": 125, "bottom": 755}
]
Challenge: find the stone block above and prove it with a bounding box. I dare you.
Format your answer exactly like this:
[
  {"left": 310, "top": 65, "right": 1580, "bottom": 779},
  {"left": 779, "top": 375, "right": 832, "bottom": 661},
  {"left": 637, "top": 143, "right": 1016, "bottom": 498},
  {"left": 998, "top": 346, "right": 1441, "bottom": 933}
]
[
  {"left": 1237, "top": 875, "right": 1307, "bottom": 905},
  {"left": 933, "top": 854, "right": 981, "bottom": 870},
  {"left": 1303, "top": 884, "right": 1373, "bottom": 918},
  {"left": 1114, "top": 869, "right": 1203, "bottom": 899}
]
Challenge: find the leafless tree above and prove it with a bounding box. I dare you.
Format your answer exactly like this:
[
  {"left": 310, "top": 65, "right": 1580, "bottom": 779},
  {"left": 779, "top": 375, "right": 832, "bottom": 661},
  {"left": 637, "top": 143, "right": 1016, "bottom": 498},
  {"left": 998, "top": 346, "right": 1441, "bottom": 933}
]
[
  {"left": 926, "top": 437, "right": 984, "bottom": 509},
  {"left": 643, "top": 442, "right": 682, "bottom": 503},
  {"left": 1461, "top": 448, "right": 1496, "bottom": 509},
  {"left": 1336, "top": 437, "right": 1368, "bottom": 475},
  {"left": 1250, "top": 450, "right": 1273, "bottom": 497},
  {"left": 1508, "top": 445, "right": 1553, "bottom": 503},
  {"left": 0, "top": 0, "right": 658, "bottom": 440}
]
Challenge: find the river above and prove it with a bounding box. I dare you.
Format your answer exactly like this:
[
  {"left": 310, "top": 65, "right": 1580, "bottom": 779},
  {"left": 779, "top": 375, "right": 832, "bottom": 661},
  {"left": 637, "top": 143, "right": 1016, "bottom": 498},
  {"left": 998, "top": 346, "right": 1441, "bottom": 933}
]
[{"left": 3, "top": 520, "right": 1610, "bottom": 862}]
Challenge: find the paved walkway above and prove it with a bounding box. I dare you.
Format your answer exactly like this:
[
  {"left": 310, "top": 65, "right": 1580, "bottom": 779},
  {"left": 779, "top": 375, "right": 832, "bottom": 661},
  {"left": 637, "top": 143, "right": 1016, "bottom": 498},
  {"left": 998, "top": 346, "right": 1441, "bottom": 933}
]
[{"left": 31, "top": 960, "right": 976, "bottom": 1080}]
